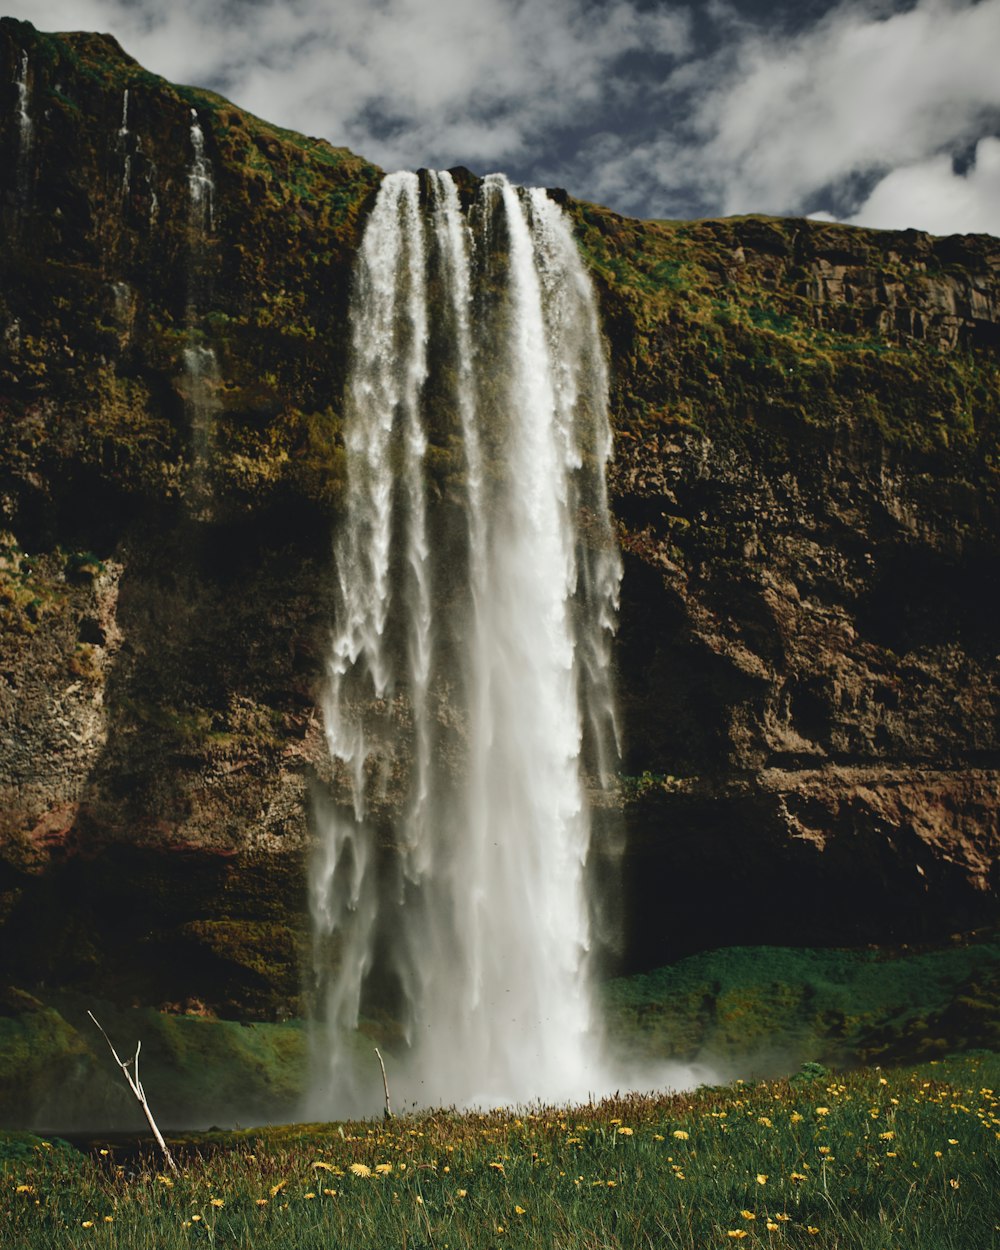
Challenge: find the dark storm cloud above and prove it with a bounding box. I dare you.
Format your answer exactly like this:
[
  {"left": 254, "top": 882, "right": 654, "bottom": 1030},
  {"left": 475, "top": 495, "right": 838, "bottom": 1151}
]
[{"left": 8, "top": 0, "right": 1000, "bottom": 234}]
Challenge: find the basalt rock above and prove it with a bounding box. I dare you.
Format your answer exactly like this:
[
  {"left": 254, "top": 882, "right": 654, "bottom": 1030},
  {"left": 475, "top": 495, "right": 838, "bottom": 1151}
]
[{"left": 0, "top": 18, "right": 998, "bottom": 1018}]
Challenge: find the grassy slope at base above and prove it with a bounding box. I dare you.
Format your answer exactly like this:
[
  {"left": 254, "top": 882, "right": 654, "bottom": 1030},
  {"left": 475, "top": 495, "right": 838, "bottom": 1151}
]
[
  {"left": 2, "top": 1052, "right": 998, "bottom": 1248},
  {"left": 2, "top": 937, "right": 998, "bottom": 1132}
]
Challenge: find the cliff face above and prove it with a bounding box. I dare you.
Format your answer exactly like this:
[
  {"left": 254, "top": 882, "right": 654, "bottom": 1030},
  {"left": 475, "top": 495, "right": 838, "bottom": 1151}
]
[{"left": 0, "top": 18, "right": 998, "bottom": 1018}]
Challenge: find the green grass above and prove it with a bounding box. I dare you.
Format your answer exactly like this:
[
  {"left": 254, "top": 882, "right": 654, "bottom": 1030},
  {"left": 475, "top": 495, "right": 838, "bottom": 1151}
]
[{"left": 2, "top": 1053, "right": 998, "bottom": 1248}]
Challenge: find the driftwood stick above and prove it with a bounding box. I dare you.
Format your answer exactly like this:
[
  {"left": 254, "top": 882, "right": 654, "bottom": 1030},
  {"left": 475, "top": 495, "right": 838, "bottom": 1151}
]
[
  {"left": 88, "top": 1011, "right": 179, "bottom": 1175},
  {"left": 374, "top": 1047, "right": 393, "bottom": 1120}
]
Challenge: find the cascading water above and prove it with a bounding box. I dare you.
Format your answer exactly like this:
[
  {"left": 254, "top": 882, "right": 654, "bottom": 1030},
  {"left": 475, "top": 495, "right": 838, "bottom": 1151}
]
[
  {"left": 117, "top": 89, "right": 131, "bottom": 200},
  {"left": 184, "top": 109, "right": 218, "bottom": 509},
  {"left": 14, "top": 50, "right": 31, "bottom": 202},
  {"left": 309, "top": 169, "right": 623, "bottom": 1116}
]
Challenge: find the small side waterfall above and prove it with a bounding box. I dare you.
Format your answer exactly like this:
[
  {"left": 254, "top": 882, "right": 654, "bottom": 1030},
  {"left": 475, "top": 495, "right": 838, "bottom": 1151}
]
[
  {"left": 183, "top": 109, "right": 218, "bottom": 510},
  {"left": 117, "top": 89, "right": 131, "bottom": 201},
  {"left": 187, "top": 108, "right": 214, "bottom": 234},
  {"left": 309, "top": 170, "right": 622, "bottom": 1116},
  {"left": 14, "top": 50, "right": 31, "bottom": 202}
]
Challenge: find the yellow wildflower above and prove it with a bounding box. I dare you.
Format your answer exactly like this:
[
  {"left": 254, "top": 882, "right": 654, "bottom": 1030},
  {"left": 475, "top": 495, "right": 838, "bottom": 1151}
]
[
  {"left": 489, "top": 1162, "right": 505, "bottom": 1173},
  {"left": 82, "top": 1221, "right": 94, "bottom": 1229},
  {"left": 818, "top": 1146, "right": 831, "bottom": 1155},
  {"left": 653, "top": 1134, "right": 665, "bottom": 1141},
  {"left": 457, "top": 1189, "right": 468, "bottom": 1198},
  {"left": 741, "top": 1210, "right": 756, "bottom": 1220},
  {"left": 256, "top": 1199, "right": 268, "bottom": 1206},
  {"left": 104, "top": 1216, "right": 113, "bottom": 1223},
  {"left": 270, "top": 1181, "right": 287, "bottom": 1197},
  {"left": 934, "top": 1150, "right": 943, "bottom": 1158},
  {"left": 766, "top": 1222, "right": 779, "bottom": 1231},
  {"left": 312, "top": 1161, "right": 335, "bottom": 1172},
  {"left": 15, "top": 1185, "right": 34, "bottom": 1194},
  {"left": 807, "top": 1227, "right": 819, "bottom": 1235},
  {"left": 322, "top": 1189, "right": 337, "bottom": 1197},
  {"left": 210, "top": 1198, "right": 224, "bottom": 1208},
  {"left": 515, "top": 1205, "right": 526, "bottom": 1214},
  {"left": 948, "top": 1139, "right": 959, "bottom": 1145},
  {"left": 672, "top": 1130, "right": 689, "bottom": 1140},
  {"left": 350, "top": 1163, "right": 372, "bottom": 1178},
  {"left": 375, "top": 1163, "right": 393, "bottom": 1175},
  {"left": 191, "top": 1215, "right": 202, "bottom": 1223},
  {"left": 815, "top": 1107, "right": 830, "bottom": 1116},
  {"left": 879, "top": 1131, "right": 894, "bottom": 1140},
  {"left": 950, "top": 1179, "right": 960, "bottom": 1190},
  {"left": 758, "top": 1116, "right": 773, "bottom": 1127},
  {"left": 756, "top": 1174, "right": 768, "bottom": 1185},
  {"left": 775, "top": 1213, "right": 791, "bottom": 1222},
  {"left": 304, "top": 1192, "right": 316, "bottom": 1200},
  {"left": 726, "top": 1232, "right": 749, "bottom": 1240},
  {"left": 617, "top": 1127, "right": 634, "bottom": 1136},
  {"left": 790, "top": 1172, "right": 807, "bottom": 1183},
  {"left": 790, "top": 1112, "right": 804, "bottom": 1123}
]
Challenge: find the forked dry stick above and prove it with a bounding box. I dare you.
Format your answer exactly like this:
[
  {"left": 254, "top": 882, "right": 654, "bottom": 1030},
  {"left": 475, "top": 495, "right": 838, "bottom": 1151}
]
[
  {"left": 374, "top": 1046, "right": 393, "bottom": 1120},
  {"left": 87, "top": 1011, "right": 179, "bottom": 1175}
]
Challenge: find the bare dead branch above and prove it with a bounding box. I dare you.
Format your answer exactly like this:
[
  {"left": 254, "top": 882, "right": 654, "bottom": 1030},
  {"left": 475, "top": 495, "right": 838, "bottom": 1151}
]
[
  {"left": 374, "top": 1046, "right": 393, "bottom": 1120},
  {"left": 88, "top": 1011, "right": 179, "bottom": 1175}
]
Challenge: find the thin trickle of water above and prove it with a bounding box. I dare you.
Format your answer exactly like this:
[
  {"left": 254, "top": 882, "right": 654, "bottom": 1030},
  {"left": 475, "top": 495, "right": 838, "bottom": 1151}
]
[
  {"left": 309, "top": 170, "right": 623, "bottom": 1117},
  {"left": 117, "top": 89, "right": 131, "bottom": 200},
  {"left": 188, "top": 109, "right": 214, "bottom": 234},
  {"left": 14, "top": 50, "right": 31, "bottom": 201},
  {"left": 183, "top": 110, "right": 217, "bottom": 511}
]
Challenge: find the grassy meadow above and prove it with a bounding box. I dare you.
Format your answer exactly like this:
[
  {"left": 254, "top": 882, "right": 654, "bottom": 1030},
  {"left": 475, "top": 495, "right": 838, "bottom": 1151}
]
[{"left": 3, "top": 1052, "right": 998, "bottom": 1249}]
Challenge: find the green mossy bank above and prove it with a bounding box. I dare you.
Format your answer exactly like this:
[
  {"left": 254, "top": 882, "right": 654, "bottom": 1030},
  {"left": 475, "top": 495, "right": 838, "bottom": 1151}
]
[{"left": 0, "top": 17, "right": 999, "bottom": 1125}]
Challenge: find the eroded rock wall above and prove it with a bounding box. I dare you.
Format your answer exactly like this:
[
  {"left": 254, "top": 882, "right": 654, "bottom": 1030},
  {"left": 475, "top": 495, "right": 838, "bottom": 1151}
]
[{"left": 0, "top": 18, "right": 997, "bottom": 1016}]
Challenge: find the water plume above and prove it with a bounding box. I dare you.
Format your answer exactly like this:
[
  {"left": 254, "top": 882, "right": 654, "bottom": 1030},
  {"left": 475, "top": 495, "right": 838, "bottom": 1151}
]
[{"left": 310, "top": 170, "right": 623, "bottom": 1116}]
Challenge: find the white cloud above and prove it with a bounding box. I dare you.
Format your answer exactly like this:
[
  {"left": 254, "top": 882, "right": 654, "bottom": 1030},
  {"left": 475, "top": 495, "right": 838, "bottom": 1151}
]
[
  {"left": 846, "top": 136, "right": 1000, "bottom": 234},
  {"left": 7, "top": 0, "right": 1000, "bottom": 235},
  {"left": 682, "top": 0, "right": 1000, "bottom": 220}
]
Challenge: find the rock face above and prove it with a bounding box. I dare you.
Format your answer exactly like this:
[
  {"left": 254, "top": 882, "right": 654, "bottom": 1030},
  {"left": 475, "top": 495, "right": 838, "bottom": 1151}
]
[{"left": 0, "top": 19, "right": 998, "bottom": 1018}]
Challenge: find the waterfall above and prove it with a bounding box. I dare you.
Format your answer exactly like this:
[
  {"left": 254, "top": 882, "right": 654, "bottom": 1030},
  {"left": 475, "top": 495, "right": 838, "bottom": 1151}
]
[
  {"left": 183, "top": 109, "right": 217, "bottom": 511},
  {"left": 117, "top": 89, "right": 130, "bottom": 200},
  {"left": 309, "top": 170, "right": 622, "bottom": 1116},
  {"left": 187, "top": 108, "right": 214, "bottom": 234},
  {"left": 14, "top": 50, "right": 31, "bottom": 201}
]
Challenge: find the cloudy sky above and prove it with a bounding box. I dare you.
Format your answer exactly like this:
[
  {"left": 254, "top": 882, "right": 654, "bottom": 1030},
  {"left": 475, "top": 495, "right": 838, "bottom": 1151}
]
[{"left": 10, "top": 0, "right": 1000, "bottom": 235}]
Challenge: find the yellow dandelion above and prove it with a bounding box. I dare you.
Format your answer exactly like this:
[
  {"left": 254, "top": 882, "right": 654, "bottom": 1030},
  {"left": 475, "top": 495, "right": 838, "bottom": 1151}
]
[
  {"left": 672, "top": 1130, "right": 689, "bottom": 1140},
  {"left": 790, "top": 1172, "right": 807, "bottom": 1183},
  {"left": 191, "top": 1215, "right": 202, "bottom": 1222},
  {"left": 758, "top": 1116, "right": 773, "bottom": 1127},
  {"left": 807, "top": 1227, "right": 819, "bottom": 1235},
  {"left": 766, "top": 1222, "right": 779, "bottom": 1231},
  {"left": 415, "top": 1196, "right": 424, "bottom": 1205},
  {"left": 99, "top": 1149, "right": 109, "bottom": 1157},
  {"left": 653, "top": 1134, "right": 665, "bottom": 1141},
  {"left": 879, "top": 1131, "right": 894, "bottom": 1140},
  {"left": 815, "top": 1107, "right": 829, "bottom": 1116},
  {"left": 496, "top": 1225, "right": 505, "bottom": 1234},
  {"left": 756, "top": 1174, "right": 768, "bottom": 1185},
  {"left": 304, "top": 1192, "right": 316, "bottom": 1200},
  {"left": 515, "top": 1205, "right": 526, "bottom": 1214},
  {"left": 741, "top": 1209, "right": 756, "bottom": 1220},
  {"left": 776, "top": 1213, "right": 791, "bottom": 1222},
  {"left": 617, "top": 1127, "right": 634, "bottom": 1137},
  {"left": 269, "top": 1181, "right": 287, "bottom": 1197},
  {"left": 312, "top": 1161, "right": 335, "bottom": 1172},
  {"left": 104, "top": 1216, "right": 113, "bottom": 1223},
  {"left": 350, "top": 1163, "right": 372, "bottom": 1178},
  {"left": 82, "top": 1221, "right": 94, "bottom": 1229},
  {"left": 375, "top": 1163, "right": 393, "bottom": 1175},
  {"left": 726, "top": 1231, "right": 749, "bottom": 1240},
  {"left": 210, "top": 1198, "right": 224, "bottom": 1208},
  {"left": 15, "top": 1185, "right": 34, "bottom": 1194},
  {"left": 256, "top": 1199, "right": 268, "bottom": 1206},
  {"left": 950, "top": 1179, "right": 960, "bottom": 1190},
  {"left": 156, "top": 1175, "right": 174, "bottom": 1187},
  {"left": 948, "top": 1139, "right": 959, "bottom": 1145},
  {"left": 886, "top": 1152, "right": 898, "bottom": 1158},
  {"left": 489, "top": 1162, "right": 505, "bottom": 1173},
  {"left": 457, "top": 1189, "right": 468, "bottom": 1198},
  {"left": 934, "top": 1150, "right": 943, "bottom": 1158},
  {"left": 818, "top": 1146, "right": 831, "bottom": 1155},
  {"left": 322, "top": 1189, "right": 337, "bottom": 1197}
]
